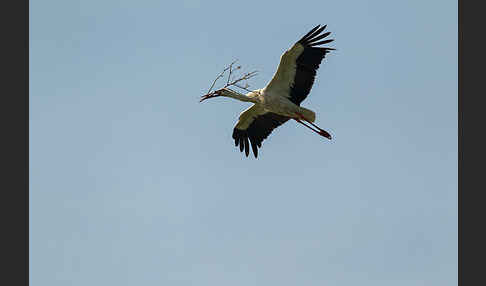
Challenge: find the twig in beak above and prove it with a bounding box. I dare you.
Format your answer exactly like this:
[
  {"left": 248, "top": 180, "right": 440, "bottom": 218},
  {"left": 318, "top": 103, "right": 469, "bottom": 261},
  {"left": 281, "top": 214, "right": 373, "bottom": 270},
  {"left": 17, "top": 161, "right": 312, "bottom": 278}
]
[
  {"left": 202, "top": 60, "right": 257, "bottom": 102},
  {"left": 200, "top": 91, "right": 220, "bottom": 102}
]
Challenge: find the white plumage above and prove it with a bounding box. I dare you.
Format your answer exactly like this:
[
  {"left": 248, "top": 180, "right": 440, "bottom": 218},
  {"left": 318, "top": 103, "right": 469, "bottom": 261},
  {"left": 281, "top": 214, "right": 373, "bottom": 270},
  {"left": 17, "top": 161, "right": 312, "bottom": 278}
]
[{"left": 200, "top": 25, "right": 335, "bottom": 158}]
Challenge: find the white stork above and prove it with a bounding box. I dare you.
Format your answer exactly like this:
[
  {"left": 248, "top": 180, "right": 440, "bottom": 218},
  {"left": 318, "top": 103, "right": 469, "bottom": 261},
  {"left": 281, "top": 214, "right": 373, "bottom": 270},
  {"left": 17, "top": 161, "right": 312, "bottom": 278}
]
[{"left": 200, "top": 25, "right": 335, "bottom": 158}]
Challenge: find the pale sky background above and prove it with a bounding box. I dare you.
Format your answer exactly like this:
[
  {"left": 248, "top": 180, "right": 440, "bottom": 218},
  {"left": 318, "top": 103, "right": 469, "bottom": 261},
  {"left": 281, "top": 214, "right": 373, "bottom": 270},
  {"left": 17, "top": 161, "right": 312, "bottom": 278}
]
[{"left": 30, "top": 0, "right": 457, "bottom": 285}]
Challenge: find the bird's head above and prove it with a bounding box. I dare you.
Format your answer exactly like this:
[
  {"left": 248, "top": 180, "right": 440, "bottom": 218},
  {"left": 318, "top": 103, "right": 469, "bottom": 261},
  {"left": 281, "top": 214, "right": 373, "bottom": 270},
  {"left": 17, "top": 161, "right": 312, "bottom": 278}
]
[{"left": 199, "top": 88, "right": 230, "bottom": 102}]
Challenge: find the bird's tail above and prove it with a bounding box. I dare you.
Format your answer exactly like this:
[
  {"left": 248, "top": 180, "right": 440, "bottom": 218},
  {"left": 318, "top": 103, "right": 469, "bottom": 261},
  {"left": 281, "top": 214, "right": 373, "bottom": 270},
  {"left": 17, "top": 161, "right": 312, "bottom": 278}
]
[{"left": 299, "top": 107, "right": 316, "bottom": 123}]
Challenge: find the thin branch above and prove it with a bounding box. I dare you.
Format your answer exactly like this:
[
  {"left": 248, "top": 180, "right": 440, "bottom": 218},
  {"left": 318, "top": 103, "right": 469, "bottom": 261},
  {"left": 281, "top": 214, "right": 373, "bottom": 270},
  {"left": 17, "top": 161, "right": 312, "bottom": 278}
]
[
  {"left": 205, "top": 60, "right": 258, "bottom": 96},
  {"left": 234, "top": 83, "right": 253, "bottom": 93},
  {"left": 226, "top": 61, "right": 234, "bottom": 85},
  {"left": 206, "top": 68, "right": 228, "bottom": 94},
  {"left": 207, "top": 60, "right": 238, "bottom": 94},
  {"left": 226, "top": 71, "right": 258, "bottom": 89}
]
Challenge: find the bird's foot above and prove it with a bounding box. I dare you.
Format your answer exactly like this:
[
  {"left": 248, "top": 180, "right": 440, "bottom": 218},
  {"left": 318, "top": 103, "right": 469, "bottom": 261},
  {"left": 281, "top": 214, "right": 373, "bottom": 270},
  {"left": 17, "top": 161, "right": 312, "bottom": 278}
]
[
  {"left": 295, "top": 112, "right": 332, "bottom": 140},
  {"left": 318, "top": 129, "right": 332, "bottom": 140}
]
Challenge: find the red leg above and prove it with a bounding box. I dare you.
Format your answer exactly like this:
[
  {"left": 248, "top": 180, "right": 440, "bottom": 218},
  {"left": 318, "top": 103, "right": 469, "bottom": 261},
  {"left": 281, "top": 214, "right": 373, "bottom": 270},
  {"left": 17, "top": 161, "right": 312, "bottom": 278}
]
[
  {"left": 295, "top": 113, "right": 332, "bottom": 140},
  {"left": 294, "top": 119, "right": 332, "bottom": 140}
]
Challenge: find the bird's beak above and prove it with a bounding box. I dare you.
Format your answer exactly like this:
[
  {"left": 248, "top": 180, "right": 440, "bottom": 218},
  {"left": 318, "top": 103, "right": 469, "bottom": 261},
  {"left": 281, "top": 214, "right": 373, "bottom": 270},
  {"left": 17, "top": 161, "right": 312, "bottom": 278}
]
[{"left": 200, "top": 90, "right": 221, "bottom": 102}]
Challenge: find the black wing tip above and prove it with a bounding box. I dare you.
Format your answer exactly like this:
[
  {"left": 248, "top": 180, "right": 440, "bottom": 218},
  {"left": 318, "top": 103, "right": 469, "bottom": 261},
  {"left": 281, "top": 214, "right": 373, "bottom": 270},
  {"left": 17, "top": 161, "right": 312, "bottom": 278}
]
[
  {"left": 298, "top": 24, "right": 335, "bottom": 48},
  {"left": 233, "top": 128, "right": 260, "bottom": 159},
  {"left": 232, "top": 113, "right": 289, "bottom": 159}
]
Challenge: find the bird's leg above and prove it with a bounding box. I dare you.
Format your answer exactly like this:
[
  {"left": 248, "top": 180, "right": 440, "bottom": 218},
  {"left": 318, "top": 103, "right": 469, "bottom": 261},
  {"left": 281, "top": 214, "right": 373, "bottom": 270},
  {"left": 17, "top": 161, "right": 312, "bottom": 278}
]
[
  {"left": 294, "top": 118, "right": 320, "bottom": 133},
  {"left": 295, "top": 113, "right": 332, "bottom": 140},
  {"left": 294, "top": 119, "right": 331, "bottom": 140}
]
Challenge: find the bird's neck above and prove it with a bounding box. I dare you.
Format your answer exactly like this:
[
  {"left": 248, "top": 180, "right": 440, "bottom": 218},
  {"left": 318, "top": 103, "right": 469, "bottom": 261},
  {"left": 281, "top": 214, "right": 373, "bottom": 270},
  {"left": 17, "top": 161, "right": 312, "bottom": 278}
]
[{"left": 221, "top": 88, "right": 258, "bottom": 103}]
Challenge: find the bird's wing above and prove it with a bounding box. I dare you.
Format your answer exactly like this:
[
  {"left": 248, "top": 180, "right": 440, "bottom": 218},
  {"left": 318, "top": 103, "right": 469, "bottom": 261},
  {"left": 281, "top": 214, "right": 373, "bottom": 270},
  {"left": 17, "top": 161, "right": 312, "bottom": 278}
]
[
  {"left": 265, "top": 25, "right": 335, "bottom": 106},
  {"left": 232, "top": 105, "right": 290, "bottom": 158}
]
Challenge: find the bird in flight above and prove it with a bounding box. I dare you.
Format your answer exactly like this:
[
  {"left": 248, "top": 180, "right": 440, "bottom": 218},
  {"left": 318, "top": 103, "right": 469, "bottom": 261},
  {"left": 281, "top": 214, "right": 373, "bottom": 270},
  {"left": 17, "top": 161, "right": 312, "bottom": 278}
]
[{"left": 200, "top": 25, "right": 335, "bottom": 158}]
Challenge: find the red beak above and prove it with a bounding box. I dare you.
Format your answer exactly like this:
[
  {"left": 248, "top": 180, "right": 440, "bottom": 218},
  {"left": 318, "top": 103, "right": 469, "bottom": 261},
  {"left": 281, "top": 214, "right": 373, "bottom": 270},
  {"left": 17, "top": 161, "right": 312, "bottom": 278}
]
[{"left": 200, "top": 91, "right": 221, "bottom": 102}]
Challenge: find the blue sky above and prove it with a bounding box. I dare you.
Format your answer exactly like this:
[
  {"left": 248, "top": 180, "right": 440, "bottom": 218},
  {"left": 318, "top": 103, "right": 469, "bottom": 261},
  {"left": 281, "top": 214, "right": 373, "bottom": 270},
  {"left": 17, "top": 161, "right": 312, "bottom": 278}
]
[{"left": 30, "top": 0, "right": 457, "bottom": 285}]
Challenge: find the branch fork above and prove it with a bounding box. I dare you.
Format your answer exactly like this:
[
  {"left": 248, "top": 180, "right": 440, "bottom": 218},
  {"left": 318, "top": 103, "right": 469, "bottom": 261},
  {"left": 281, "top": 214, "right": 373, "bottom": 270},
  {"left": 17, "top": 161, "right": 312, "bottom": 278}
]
[{"left": 200, "top": 60, "right": 258, "bottom": 102}]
